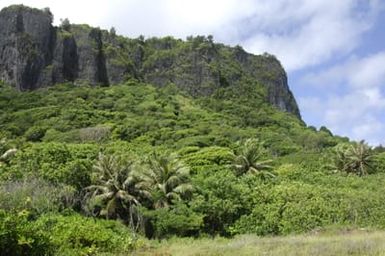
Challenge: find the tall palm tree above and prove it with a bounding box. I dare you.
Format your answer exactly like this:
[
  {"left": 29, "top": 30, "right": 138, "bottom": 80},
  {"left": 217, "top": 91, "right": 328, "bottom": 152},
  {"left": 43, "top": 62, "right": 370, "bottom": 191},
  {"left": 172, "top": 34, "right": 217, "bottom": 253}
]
[
  {"left": 233, "top": 138, "right": 274, "bottom": 179},
  {"left": 140, "top": 153, "right": 194, "bottom": 209},
  {"left": 84, "top": 153, "right": 151, "bottom": 229}
]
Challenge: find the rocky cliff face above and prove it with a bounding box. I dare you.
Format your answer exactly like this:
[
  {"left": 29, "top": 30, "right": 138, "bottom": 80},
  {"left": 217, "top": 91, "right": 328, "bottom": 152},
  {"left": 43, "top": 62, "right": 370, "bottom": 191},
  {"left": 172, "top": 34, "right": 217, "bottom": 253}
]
[
  {"left": 0, "top": 5, "right": 300, "bottom": 118},
  {"left": 0, "top": 5, "right": 54, "bottom": 90}
]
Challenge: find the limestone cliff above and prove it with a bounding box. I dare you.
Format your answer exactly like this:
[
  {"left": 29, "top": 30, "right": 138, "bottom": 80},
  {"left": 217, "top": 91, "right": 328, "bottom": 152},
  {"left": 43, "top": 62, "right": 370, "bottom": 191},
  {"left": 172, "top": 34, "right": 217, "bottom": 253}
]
[{"left": 0, "top": 5, "right": 300, "bottom": 118}]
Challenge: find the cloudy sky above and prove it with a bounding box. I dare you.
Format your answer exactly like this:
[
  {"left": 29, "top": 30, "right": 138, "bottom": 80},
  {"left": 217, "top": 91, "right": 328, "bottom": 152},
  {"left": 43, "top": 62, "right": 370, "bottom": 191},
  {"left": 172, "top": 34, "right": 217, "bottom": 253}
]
[{"left": 1, "top": 0, "right": 384, "bottom": 145}]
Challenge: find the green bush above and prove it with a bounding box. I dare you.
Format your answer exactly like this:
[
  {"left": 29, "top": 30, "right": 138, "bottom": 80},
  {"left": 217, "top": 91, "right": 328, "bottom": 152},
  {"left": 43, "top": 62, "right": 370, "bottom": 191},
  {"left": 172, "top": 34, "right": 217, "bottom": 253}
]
[
  {"left": 142, "top": 203, "right": 203, "bottom": 239},
  {"left": 0, "top": 211, "right": 141, "bottom": 256},
  {"left": 0, "top": 210, "right": 53, "bottom": 256},
  {"left": 6, "top": 143, "right": 97, "bottom": 188},
  {"left": 182, "top": 146, "right": 234, "bottom": 173},
  {"left": 372, "top": 153, "right": 385, "bottom": 173},
  {"left": 24, "top": 126, "right": 47, "bottom": 142},
  {"left": 191, "top": 167, "right": 254, "bottom": 235},
  {"left": 0, "top": 178, "right": 75, "bottom": 217},
  {"left": 230, "top": 181, "right": 385, "bottom": 235},
  {"left": 34, "top": 214, "right": 140, "bottom": 255}
]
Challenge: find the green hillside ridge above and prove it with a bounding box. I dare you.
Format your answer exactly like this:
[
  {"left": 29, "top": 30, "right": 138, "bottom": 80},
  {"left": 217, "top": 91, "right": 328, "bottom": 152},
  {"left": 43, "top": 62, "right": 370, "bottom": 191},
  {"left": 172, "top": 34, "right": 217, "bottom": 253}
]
[{"left": 1, "top": 79, "right": 385, "bottom": 255}]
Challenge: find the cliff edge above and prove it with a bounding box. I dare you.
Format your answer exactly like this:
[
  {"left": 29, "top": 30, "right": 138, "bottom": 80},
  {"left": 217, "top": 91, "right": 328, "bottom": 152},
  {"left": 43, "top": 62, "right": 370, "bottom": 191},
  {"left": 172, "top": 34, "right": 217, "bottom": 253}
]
[{"left": 0, "top": 5, "right": 301, "bottom": 118}]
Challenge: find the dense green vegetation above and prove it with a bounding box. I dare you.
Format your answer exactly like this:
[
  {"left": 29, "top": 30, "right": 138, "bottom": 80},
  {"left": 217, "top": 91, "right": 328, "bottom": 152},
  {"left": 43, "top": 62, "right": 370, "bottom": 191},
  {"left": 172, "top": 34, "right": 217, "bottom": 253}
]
[{"left": 1, "top": 78, "right": 385, "bottom": 255}]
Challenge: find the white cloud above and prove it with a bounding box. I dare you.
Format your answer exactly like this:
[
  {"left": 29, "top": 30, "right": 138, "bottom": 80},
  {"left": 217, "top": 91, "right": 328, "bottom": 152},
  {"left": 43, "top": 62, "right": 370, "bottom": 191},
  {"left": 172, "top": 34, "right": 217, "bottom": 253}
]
[
  {"left": 352, "top": 120, "right": 384, "bottom": 144},
  {"left": 299, "top": 51, "right": 385, "bottom": 145},
  {"left": 349, "top": 53, "right": 385, "bottom": 88},
  {"left": 0, "top": 0, "right": 256, "bottom": 42},
  {"left": 100, "top": 0, "right": 257, "bottom": 40},
  {"left": 0, "top": 0, "right": 382, "bottom": 71},
  {"left": 301, "top": 52, "right": 385, "bottom": 89},
  {"left": 300, "top": 91, "right": 385, "bottom": 145},
  {"left": 0, "top": 0, "right": 108, "bottom": 25},
  {"left": 242, "top": 0, "right": 382, "bottom": 71}
]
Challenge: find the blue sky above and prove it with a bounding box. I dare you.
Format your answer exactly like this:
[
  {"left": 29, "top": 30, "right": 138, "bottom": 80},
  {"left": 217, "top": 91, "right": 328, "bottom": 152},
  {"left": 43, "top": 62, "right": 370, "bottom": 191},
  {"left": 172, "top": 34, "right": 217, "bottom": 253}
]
[{"left": 1, "top": 0, "right": 384, "bottom": 145}]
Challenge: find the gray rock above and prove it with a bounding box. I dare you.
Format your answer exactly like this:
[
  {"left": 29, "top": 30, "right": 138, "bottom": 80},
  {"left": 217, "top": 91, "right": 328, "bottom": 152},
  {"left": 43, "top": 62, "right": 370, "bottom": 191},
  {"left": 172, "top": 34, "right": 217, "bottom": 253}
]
[{"left": 0, "top": 5, "right": 54, "bottom": 90}]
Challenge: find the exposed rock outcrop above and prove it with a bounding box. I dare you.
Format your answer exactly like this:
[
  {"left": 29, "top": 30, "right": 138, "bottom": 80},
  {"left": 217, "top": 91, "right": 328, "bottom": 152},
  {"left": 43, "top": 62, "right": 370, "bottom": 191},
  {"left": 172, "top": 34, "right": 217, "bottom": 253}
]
[
  {"left": 0, "top": 5, "right": 54, "bottom": 90},
  {"left": 0, "top": 5, "right": 301, "bottom": 118}
]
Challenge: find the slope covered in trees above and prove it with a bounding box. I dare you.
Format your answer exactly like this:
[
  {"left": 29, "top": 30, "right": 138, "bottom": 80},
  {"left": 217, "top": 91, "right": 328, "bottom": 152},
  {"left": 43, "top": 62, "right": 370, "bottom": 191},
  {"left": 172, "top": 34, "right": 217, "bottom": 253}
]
[{"left": 1, "top": 79, "right": 385, "bottom": 254}]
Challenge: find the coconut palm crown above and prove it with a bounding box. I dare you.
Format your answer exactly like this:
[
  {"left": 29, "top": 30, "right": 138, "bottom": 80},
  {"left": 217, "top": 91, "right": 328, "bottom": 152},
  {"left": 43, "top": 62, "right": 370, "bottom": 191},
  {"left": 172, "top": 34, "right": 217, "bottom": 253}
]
[
  {"left": 332, "top": 141, "right": 374, "bottom": 176},
  {"left": 140, "top": 153, "right": 194, "bottom": 209},
  {"left": 233, "top": 138, "right": 274, "bottom": 179},
  {"left": 84, "top": 153, "right": 151, "bottom": 227}
]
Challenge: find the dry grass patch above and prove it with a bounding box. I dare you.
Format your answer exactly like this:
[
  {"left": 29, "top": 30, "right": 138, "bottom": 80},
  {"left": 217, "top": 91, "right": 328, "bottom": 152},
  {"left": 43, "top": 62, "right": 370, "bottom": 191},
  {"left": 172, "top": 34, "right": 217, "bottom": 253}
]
[{"left": 135, "top": 230, "right": 385, "bottom": 256}]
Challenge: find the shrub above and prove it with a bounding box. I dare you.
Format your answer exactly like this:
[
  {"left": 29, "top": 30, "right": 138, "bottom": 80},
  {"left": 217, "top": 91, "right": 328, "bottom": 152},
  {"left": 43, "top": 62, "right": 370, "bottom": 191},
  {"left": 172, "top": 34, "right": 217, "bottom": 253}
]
[
  {"left": 6, "top": 143, "right": 97, "bottom": 188},
  {"left": 230, "top": 181, "right": 385, "bottom": 235},
  {"left": 191, "top": 167, "right": 254, "bottom": 236},
  {"left": 372, "top": 153, "right": 385, "bottom": 173},
  {"left": 229, "top": 183, "right": 338, "bottom": 235},
  {"left": 34, "top": 214, "right": 140, "bottom": 255},
  {"left": 0, "top": 178, "right": 76, "bottom": 217},
  {"left": 0, "top": 210, "right": 53, "bottom": 256},
  {"left": 24, "top": 126, "right": 47, "bottom": 142},
  {"left": 79, "top": 126, "right": 111, "bottom": 142},
  {"left": 142, "top": 203, "right": 203, "bottom": 238}
]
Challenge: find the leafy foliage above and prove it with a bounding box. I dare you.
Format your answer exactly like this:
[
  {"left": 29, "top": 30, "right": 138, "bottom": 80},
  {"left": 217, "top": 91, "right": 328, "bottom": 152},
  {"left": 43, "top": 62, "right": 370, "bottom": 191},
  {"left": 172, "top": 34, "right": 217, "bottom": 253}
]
[
  {"left": 232, "top": 138, "right": 275, "bottom": 179},
  {"left": 332, "top": 141, "right": 374, "bottom": 176},
  {"left": 141, "top": 202, "right": 203, "bottom": 238},
  {"left": 140, "top": 153, "right": 194, "bottom": 209},
  {"left": 34, "top": 213, "right": 139, "bottom": 255},
  {"left": 0, "top": 72, "right": 384, "bottom": 254},
  {"left": 83, "top": 153, "right": 149, "bottom": 229},
  {"left": 0, "top": 178, "right": 75, "bottom": 217},
  {"left": 0, "top": 210, "right": 53, "bottom": 256}
]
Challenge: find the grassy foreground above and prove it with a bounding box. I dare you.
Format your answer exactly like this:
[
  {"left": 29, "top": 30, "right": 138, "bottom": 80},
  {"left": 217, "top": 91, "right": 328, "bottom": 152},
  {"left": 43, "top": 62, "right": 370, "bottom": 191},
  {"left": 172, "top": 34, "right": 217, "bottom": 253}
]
[{"left": 135, "top": 230, "right": 385, "bottom": 256}]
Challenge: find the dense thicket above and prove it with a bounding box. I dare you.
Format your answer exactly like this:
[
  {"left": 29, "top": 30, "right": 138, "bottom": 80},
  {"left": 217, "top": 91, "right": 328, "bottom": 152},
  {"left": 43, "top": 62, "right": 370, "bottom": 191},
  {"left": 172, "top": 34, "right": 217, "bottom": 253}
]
[{"left": 1, "top": 79, "right": 385, "bottom": 255}]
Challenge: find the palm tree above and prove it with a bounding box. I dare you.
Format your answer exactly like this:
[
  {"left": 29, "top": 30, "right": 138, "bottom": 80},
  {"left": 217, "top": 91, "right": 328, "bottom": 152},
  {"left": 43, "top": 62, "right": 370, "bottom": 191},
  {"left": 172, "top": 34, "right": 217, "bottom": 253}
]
[
  {"left": 346, "top": 141, "right": 373, "bottom": 176},
  {"left": 84, "top": 153, "right": 150, "bottom": 229},
  {"left": 233, "top": 138, "right": 274, "bottom": 179},
  {"left": 332, "top": 141, "right": 373, "bottom": 176},
  {"left": 140, "top": 153, "right": 194, "bottom": 209}
]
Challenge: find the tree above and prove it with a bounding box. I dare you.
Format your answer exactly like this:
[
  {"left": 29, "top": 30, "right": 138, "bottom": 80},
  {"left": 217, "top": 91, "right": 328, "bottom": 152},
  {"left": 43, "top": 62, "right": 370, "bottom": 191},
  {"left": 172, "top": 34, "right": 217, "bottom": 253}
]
[
  {"left": 232, "top": 138, "right": 275, "bottom": 179},
  {"left": 319, "top": 126, "right": 333, "bottom": 136},
  {"left": 346, "top": 141, "right": 374, "bottom": 176},
  {"left": 109, "top": 27, "right": 116, "bottom": 37},
  {"left": 140, "top": 153, "right": 193, "bottom": 209},
  {"left": 83, "top": 153, "right": 150, "bottom": 229},
  {"left": 332, "top": 141, "right": 374, "bottom": 176},
  {"left": 207, "top": 34, "right": 214, "bottom": 44},
  {"left": 60, "top": 18, "right": 71, "bottom": 31}
]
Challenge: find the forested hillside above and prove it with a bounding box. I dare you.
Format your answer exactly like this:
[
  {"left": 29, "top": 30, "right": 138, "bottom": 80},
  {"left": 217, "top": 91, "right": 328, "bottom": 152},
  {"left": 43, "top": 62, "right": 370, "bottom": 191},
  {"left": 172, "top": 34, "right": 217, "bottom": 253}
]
[{"left": 1, "top": 79, "right": 385, "bottom": 255}]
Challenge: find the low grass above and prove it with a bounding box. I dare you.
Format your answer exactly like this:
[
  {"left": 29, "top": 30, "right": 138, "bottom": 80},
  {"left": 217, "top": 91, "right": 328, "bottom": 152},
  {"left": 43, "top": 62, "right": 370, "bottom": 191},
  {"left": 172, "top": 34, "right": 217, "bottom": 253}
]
[{"left": 135, "top": 230, "right": 385, "bottom": 256}]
